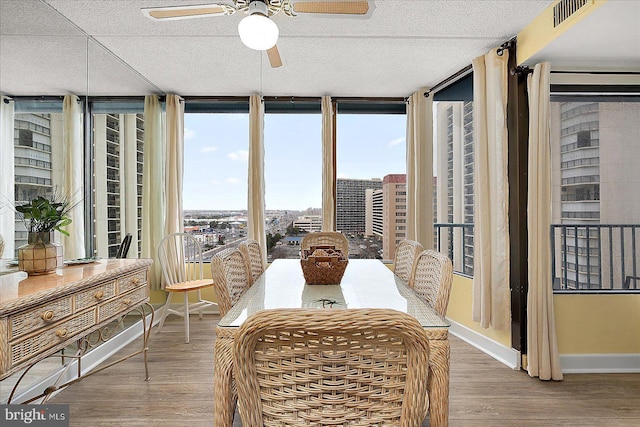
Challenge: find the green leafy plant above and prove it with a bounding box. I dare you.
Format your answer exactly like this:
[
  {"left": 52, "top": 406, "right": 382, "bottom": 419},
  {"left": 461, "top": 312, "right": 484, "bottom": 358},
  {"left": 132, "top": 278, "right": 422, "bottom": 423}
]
[{"left": 16, "top": 195, "right": 75, "bottom": 236}]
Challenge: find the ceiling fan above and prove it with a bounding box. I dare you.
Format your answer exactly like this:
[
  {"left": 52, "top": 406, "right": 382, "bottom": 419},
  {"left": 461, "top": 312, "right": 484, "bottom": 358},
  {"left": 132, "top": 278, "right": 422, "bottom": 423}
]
[{"left": 141, "top": 0, "right": 372, "bottom": 68}]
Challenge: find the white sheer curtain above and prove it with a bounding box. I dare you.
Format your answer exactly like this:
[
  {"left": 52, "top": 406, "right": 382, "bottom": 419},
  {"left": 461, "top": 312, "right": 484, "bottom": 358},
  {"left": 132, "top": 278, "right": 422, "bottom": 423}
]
[
  {"left": 165, "top": 94, "right": 184, "bottom": 236},
  {"left": 0, "top": 96, "right": 15, "bottom": 258},
  {"left": 247, "top": 94, "right": 267, "bottom": 265},
  {"left": 472, "top": 49, "right": 511, "bottom": 331},
  {"left": 527, "top": 62, "right": 563, "bottom": 381},
  {"left": 321, "top": 96, "right": 336, "bottom": 232},
  {"left": 62, "top": 95, "right": 85, "bottom": 259},
  {"left": 142, "top": 95, "right": 165, "bottom": 289},
  {"left": 406, "top": 90, "right": 434, "bottom": 249}
]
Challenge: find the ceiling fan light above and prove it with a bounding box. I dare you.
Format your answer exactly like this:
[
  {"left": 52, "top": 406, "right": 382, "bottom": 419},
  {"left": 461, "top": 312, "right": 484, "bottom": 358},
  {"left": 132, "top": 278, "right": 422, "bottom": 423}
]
[{"left": 238, "top": 14, "right": 279, "bottom": 51}]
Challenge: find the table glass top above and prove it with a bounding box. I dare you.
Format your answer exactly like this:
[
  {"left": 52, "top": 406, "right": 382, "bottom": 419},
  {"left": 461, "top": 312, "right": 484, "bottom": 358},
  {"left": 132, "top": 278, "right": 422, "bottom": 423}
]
[{"left": 218, "top": 258, "right": 450, "bottom": 329}]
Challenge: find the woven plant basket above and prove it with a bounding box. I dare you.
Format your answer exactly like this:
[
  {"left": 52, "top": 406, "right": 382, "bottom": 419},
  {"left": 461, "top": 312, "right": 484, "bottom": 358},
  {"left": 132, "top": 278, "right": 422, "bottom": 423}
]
[{"left": 301, "top": 246, "right": 348, "bottom": 285}]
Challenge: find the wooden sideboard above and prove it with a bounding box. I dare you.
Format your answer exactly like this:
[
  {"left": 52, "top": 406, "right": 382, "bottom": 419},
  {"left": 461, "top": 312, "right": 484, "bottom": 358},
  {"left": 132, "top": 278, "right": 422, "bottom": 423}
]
[{"left": 0, "top": 258, "right": 153, "bottom": 383}]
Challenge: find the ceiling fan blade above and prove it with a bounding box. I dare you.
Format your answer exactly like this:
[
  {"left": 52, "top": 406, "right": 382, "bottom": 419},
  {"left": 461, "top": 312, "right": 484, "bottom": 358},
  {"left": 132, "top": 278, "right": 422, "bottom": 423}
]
[
  {"left": 292, "top": 1, "right": 369, "bottom": 15},
  {"left": 141, "top": 3, "right": 235, "bottom": 21},
  {"left": 267, "top": 46, "right": 283, "bottom": 68}
]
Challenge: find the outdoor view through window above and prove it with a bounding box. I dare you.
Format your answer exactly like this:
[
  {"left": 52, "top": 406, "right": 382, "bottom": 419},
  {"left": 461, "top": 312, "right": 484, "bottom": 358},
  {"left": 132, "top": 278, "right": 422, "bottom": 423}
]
[{"left": 182, "top": 111, "right": 406, "bottom": 262}]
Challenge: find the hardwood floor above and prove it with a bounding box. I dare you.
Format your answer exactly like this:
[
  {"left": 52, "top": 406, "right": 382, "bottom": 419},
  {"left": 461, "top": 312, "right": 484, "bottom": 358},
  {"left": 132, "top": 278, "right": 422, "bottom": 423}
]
[{"left": 50, "top": 314, "right": 640, "bottom": 426}]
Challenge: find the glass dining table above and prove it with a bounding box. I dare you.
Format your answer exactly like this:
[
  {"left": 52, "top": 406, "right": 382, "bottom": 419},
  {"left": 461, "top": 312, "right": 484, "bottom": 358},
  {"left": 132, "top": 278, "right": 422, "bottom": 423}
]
[{"left": 213, "top": 258, "right": 451, "bottom": 426}]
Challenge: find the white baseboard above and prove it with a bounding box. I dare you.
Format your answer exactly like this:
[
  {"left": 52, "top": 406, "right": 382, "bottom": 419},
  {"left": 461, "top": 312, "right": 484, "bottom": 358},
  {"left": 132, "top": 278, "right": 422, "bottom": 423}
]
[
  {"left": 5, "top": 312, "right": 154, "bottom": 404},
  {"left": 560, "top": 353, "right": 640, "bottom": 373},
  {"left": 448, "top": 318, "right": 521, "bottom": 370}
]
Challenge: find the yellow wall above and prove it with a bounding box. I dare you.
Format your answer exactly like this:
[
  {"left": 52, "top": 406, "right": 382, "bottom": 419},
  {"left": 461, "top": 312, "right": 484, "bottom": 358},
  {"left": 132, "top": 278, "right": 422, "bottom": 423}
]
[
  {"left": 554, "top": 294, "right": 640, "bottom": 354},
  {"left": 446, "top": 275, "right": 640, "bottom": 355},
  {"left": 446, "top": 275, "right": 512, "bottom": 347}
]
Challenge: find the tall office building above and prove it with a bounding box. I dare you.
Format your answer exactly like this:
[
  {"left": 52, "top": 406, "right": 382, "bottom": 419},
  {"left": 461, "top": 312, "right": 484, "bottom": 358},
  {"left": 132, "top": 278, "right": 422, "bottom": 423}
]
[
  {"left": 93, "top": 113, "right": 144, "bottom": 258},
  {"left": 381, "top": 174, "right": 407, "bottom": 260},
  {"left": 434, "top": 101, "right": 474, "bottom": 275},
  {"left": 365, "top": 188, "right": 384, "bottom": 238},
  {"left": 551, "top": 101, "right": 640, "bottom": 289},
  {"left": 336, "top": 178, "right": 382, "bottom": 233},
  {"left": 13, "top": 113, "right": 61, "bottom": 252}
]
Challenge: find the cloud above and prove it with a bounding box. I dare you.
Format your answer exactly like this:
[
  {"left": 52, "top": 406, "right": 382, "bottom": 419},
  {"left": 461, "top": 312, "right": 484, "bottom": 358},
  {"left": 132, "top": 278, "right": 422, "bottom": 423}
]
[
  {"left": 228, "top": 150, "right": 249, "bottom": 162},
  {"left": 211, "top": 179, "right": 219, "bottom": 185},
  {"left": 337, "top": 172, "right": 349, "bottom": 179},
  {"left": 200, "top": 146, "right": 218, "bottom": 153},
  {"left": 388, "top": 137, "right": 405, "bottom": 147},
  {"left": 184, "top": 128, "right": 196, "bottom": 140},
  {"left": 225, "top": 177, "right": 240, "bottom": 184}
]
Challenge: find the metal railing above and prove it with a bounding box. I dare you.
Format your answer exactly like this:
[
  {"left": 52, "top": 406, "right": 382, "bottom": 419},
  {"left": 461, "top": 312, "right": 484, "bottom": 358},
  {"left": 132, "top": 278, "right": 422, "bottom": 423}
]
[
  {"left": 434, "top": 223, "right": 474, "bottom": 277},
  {"left": 552, "top": 224, "right": 639, "bottom": 292},
  {"left": 434, "top": 223, "right": 639, "bottom": 293}
]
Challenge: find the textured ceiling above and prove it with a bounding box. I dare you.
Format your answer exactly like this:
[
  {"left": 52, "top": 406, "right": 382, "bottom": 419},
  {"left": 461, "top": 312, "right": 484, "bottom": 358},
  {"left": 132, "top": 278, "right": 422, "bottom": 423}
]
[{"left": 0, "top": 0, "right": 636, "bottom": 98}]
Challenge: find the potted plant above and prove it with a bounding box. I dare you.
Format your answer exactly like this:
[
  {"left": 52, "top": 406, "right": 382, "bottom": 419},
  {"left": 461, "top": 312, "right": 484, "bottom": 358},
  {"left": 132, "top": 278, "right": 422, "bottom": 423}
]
[{"left": 16, "top": 195, "right": 75, "bottom": 275}]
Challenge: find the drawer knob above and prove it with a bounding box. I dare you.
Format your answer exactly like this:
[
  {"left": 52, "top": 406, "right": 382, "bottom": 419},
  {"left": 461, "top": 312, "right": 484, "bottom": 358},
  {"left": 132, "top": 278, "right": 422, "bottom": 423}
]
[
  {"left": 41, "top": 310, "right": 55, "bottom": 322},
  {"left": 131, "top": 277, "right": 140, "bottom": 285},
  {"left": 56, "top": 328, "right": 68, "bottom": 338},
  {"left": 94, "top": 290, "right": 105, "bottom": 300},
  {"left": 123, "top": 298, "right": 132, "bottom": 305}
]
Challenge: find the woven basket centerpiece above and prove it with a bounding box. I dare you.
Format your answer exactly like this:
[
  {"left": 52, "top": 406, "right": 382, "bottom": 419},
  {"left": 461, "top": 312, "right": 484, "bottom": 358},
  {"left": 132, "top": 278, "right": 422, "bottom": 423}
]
[{"left": 300, "top": 245, "right": 348, "bottom": 285}]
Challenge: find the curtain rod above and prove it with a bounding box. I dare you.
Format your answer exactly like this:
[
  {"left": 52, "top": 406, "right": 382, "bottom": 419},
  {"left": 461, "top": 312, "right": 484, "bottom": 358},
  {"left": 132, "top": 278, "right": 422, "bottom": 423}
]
[{"left": 423, "top": 65, "right": 473, "bottom": 98}]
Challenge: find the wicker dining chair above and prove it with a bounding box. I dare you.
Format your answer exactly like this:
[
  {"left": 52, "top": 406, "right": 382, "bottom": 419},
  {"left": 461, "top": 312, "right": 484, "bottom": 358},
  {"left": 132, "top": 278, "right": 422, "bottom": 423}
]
[
  {"left": 210, "top": 248, "right": 252, "bottom": 317},
  {"left": 301, "top": 231, "right": 349, "bottom": 257},
  {"left": 157, "top": 232, "right": 217, "bottom": 343},
  {"left": 409, "top": 249, "right": 454, "bottom": 317},
  {"left": 393, "top": 239, "right": 424, "bottom": 283},
  {"left": 238, "top": 239, "right": 265, "bottom": 286},
  {"left": 234, "top": 308, "right": 430, "bottom": 427}
]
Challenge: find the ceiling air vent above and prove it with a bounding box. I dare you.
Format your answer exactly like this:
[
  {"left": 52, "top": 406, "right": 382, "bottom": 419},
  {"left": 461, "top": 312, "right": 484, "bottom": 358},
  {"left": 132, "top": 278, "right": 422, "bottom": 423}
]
[{"left": 553, "top": 0, "right": 590, "bottom": 27}]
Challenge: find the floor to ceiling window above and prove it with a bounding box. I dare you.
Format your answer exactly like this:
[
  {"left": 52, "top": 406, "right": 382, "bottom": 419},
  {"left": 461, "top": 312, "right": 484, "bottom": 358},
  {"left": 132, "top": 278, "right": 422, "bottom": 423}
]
[
  {"left": 183, "top": 104, "right": 249, "bottom": 260},
  {"left": 91, "top": 100, "right": 145, "bottom": 259},
  {"left": 335, "top": 100, "right": 406, "bottom": 260},
  {"left": 10, "top": 100, "right": 65, "bottom": 256},
  {"left": 550, "top": 92, "right": 640, "bottom": 292},
  {"left": 432, "top": 73, "right": 475, "bottom": 276},
  {"left": 264, "top": 99, "right": 321, "bottom": 261}
]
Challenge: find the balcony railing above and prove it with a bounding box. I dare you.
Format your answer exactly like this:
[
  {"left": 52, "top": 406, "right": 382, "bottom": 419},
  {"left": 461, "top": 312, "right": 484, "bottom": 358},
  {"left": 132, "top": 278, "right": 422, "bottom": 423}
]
[
  {"left": 434, "top": 223, "right": 639, "bottom": 293},
  {"left": 434, "top": 223, "right": 474, "bottom": 277},
  {"left": 552, "top": 224, "right": 639, "bottom": 292}
]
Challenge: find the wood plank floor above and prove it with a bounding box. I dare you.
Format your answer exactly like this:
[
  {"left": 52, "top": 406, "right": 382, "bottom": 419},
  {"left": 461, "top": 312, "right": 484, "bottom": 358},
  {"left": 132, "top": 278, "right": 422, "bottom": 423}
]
[{"left": 50, "top": 314, "right": 640, "bottom": 426}]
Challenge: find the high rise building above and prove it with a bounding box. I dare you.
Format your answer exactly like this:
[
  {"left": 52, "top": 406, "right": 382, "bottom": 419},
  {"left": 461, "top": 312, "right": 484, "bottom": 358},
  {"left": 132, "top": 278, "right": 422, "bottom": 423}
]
[
  {"left": 434, "top": 101, "right": 474, "bottom": 275},
  {"left": 93, "top": 113, "right": 144, "bottom": 258},
  {"left": 365, "top": 188, "right": 383, "bottom": 238},
  {"left": 381, "top": 174, "right": 407, "bottom": 260},
  {"left": 13, "top": 113, "right": 61, "bottom": 252},
  {"left": 336, "top": 178, "right": 382, "bottom": 233},
  {"left": 11, "top": 111, "right": 143, "bottom": 259},
  {"left": 551, "top": 101, "right": 640, "bottom": 289}
]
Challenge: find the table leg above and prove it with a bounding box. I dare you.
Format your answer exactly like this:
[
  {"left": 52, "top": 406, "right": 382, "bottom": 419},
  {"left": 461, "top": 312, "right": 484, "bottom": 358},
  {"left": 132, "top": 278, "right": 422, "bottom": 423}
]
[
  {"left": 214, "top": 329, "right": 236, "bottom": 427},
  {"left": 427, "top": 337, "right": 450, "bottom": 427}
]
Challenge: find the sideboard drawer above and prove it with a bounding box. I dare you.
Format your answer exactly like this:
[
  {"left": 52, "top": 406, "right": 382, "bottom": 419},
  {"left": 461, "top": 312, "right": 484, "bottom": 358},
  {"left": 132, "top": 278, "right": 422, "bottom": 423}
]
[
  {"left": 10, "top": 296, "right": 74, "bottom": 340},
  {"left": 98, "top": 286, "right": 148, "bottom": 323},
  {"left": 118, "top": 271, "right": 147, "bottom": 293},
  {"left": 10, "top": 309, "right": 96, "bottom": 367},
  {"left": 75, "top": 281, "right": 117, "bottom": 311}
]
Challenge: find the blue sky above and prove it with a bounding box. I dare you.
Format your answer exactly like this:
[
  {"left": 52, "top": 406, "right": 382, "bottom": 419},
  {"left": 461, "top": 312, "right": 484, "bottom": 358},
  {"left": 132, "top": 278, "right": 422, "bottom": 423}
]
[{"left": 183, "top": 113, "right": 407, "bottom": 211}]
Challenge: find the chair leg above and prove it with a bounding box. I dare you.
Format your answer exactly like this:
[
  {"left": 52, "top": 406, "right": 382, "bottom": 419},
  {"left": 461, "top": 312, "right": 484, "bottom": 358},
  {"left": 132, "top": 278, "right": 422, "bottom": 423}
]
[
  {"left": 157, "top": 291, "right": 174, "bottom": 333},
  {"left": 183, "top": 292, "right": 190, "bottom": 344},
  {"left": 197, "top": 289, "right": 204, "bottom": 319}
]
